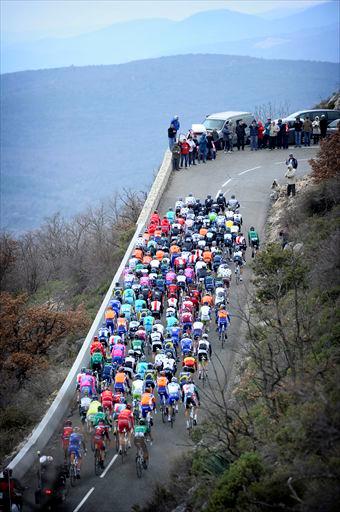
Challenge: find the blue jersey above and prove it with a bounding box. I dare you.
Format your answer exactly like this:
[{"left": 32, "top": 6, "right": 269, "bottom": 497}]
[
  {"left": 135, "top": 299, "right": 146, "bottom": 312},
  {"left": 136, "top": 362, "right": 148, "bottom": 377},
  {"left": 69, "top": 432, "right": 82, "bottom": 448},
  {"left": 181, "top": 338, "right": 192, "bottom": 352}
]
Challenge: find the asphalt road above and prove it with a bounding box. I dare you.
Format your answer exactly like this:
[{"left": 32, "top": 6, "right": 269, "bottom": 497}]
[{"left": 21, "top": 145, "right": 318, "bottom": 512}]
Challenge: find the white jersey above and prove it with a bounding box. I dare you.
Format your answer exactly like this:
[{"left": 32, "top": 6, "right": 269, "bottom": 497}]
[
  {"left": 185, "top": 195, "right": 196, "bottom": 206},
  {"left": 180, "top": 206, "right": 189, "bottom": 217},
  {"left": 168, "top": 382, "right": 181, "bottom": 396},
  {"left": 135, "top": 236, "right": 145, "bottom": 249},
  {"left": 154, "top": 323, "right": 165, "bottom": 335},
  {"left": 183, "top": 382, "right": 196, "bottom": 398},
  {"left": 230, "top": 225, "right": 239, "bottom": 234},
  {"left": 195, "top": 260, "right": 206, "bottom": 272},
  {"left": 185, "top": 218, "right": 194, "bottom": 229},
  {"left": 198, "top": 340, "right": 210, "bottom": 354},
  {"left": 163, "top": 357, "right": 176, "bottom": 371},
  {"left": 177, "top": 275, "right": 186, "bottom": 284},
  {"left": 233, "top": 213, "right": 242, "bottom": 224},
  {"left": 225, "top": 210, "right": 234, "bottom": 220},
  {"left": 200, "top": 305, "right": 211, "bottom": 321},
  {"left": 124, "top": 356, "right": 136, "bottom": 368},
  {"left": 132, "top": 380, "right": 144, "bottom": 395},
  {"left": 168, "top": 297, "right": 178, "bottom": 309},
  {"left": 151, "top": 331, "right": 162, "bottom": 344},
  {"left": 233, "top": 250, "right": 243, "bottom": 260},
  {"left": 155, "top": 353, "right": 167, "bottom": 366},
  {"left": 216, "top": 215, "right": 226, "bottom": 226},
  {"left": 150, "top": 259, "right": 160, "bottom": 269},
  {"left": 192, "top": 233, "right": 200, "bottom": 243},
  {"left": 175, "top": 200, "right": 183, "bottom": 210},
  {"left": 193, "top": 321, "right": 204, "bottom": 331},
  {"left": 80, "top": 396, "right": 92, "bottom": 410},
  {"left": 197, "top": 239, "right": 206, "bottom": 250},
  {"left": 217, "top": 266, "right": 232, "bottom": 279},
  {"left": 215, "top": 287, "right": 226, "bottom": 304}
]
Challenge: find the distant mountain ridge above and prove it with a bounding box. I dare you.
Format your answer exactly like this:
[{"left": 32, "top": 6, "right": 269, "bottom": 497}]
[
  {"left": 1, "top": 1, "right": 338, "bottom": 73},
  {"left": 1, "top": 53, "right": 338, "bottom": 233}
]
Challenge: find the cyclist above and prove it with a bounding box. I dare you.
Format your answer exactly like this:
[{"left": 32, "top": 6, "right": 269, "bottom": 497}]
[
  {"left": 183, "top": 352, "right": 197, "bottom": 374},
  {"left": 200, "top": 302, "right": 211, "bottom": 328},
  {"left": 101, "top": 361, "right": 113, "bottom": 385},
  {"left": 79, "top": 388, "right": 91, "bottom": 423},
  {"left": 86, "top": 395, "right": 101, "bottom": 429},
  {"left": 182, "top": 378, "right": 200, "bottom": 428},
  {"left": 233, "top": 246, "right": 244, "bottom": 281},
  {"left": 117, "top": 314, "right": 128, "bottom": 340},
  {"left": 141, "top": 388, "right": 156, "bottom": 423},
  {"left": 93, "top": 419, "right": 110, "bottom": 468},
  {"left": 117, "top": 404, "right": 134, "bottom": 453},
  {"left": 111, "top": 340, "right": 126, "bottom": 366},
  {"left": 227, "top": 194, "right": 240, "bottom": 211},
  {"left": 114, "top": 367, "right": 130, "bottom": 394},
  {"left": 154, "top": 348, "right": 167, "bottom": 372},
  {"left": 217, "top": 304, "right": 231, "bottom": 337},
  {"left": 124, "top": 349, "right": 137, "bottom": 379},
  {"left": 90, "top": 348, "right": 104, "bottom": 374},
  {"left": 167, "top": 377, "right": 181, "bottom": 421},
  {"left": 0, "top": 469, "right": 24, "bottom": 512},
  {"left": 156, "top": 371, "right": 169, "bottom": 406},
  {"left": 217, "top": 263, "right": 232, "bottom": 288},
  {"left": 134, "top": 418, "right": 152, "bottom": 469},
  {"left": 197, "top": 334, "right": 211, "bottom": 379},
  {"left": 61, "top": 420, "right": 73, "bottom": 462},
  {"left": 132, "top": 373, "right": 144, "bottom": 403},
  {"left": 68, "top": 427, "right": 86, "bottom": 478},
  {"left": 105, "top": 306, "right": 116, "bottom": 334},
  {"left": 136, "top": 355, "right": 148, "bottom": 378},
  {"left": 180, "top": 334, "right": 193, "bottom": 356},
  {"left": 247, "top": 226, "right": 260, "bottom": 257},
  {"left": 101, "top": 386, "right": 114, "bottom": 416},
  {"left": 144, "top": 363, "right": 157, "bottom": 391},
  {"left": 90, "top": 336, "right": 105, "bottom": 357}
]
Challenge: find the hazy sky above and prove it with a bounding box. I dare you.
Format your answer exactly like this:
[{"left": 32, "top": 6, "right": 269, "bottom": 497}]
[{"left": 1, "top": 0, "right": 329, "bottom": 43}]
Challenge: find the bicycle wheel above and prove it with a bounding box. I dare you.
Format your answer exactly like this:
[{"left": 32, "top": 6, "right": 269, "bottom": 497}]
[
  {"left": 170, "top": 407, "right": 175, "bottom": 428},
  {"left": 70, "top": 464, "right": 77, "bottom": 487},
  {"left": 136, "top": 454, "right": 143, "bottom": 478},
  {"left": 221, "top": 328, "right": 225, "bottom": 348},
  {"left": 94, "top": 449, "right": 101, "bottom": 476},
  {"left": 115, "top": 430, "right": 119, "bottom": 453},
  {"left": 161, "top": 400, "right": 166, "bottom": 423}
]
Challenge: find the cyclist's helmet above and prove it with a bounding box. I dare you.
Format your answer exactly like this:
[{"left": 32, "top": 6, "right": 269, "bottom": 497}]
[
  {"left": 250, "top": 226, "right": 255, "bottom": 231},
  {"left": 147, "top": 362, "right": 154, "bottom": 370},
  {"left": 140, "top": 355, "right": 146, "bottom": 362},
  {"left": 81, "top": 367, "right": 86, "bottom": 373},
  {"left": 160, "top": 370, "right": 166, "bottom": 376},
  {"left": 235, "top": 209, "right": 239, "bottom": 214},
  {"left": 118, "top": 366, "right": 124, "bottom": 372},
  {"left": 128, "top": 349, "right": 134, "bottom": 356},
  {"left": 166, "top": 351, "right": 172, "bottom": 358},
  {"left": 219, "top": 192, "right": 223, "bottom": 197},
  {"left": 119, "top": 396, "right": 126, "bottom": 403},
  {"left": 203, "top": 333, "right": 209, "bottom": 339},
  {"left": 98, "top": 406, "right": 103, "bottom": 412},
  {"left": 134, "top": 373, "right": 142, "bottom": 380},
  {"left": 73, "top": 426, "right": 80, "bottom": 433},
  {"left": 139, "top": 418, "right": 146, "bottom": 425},
  {"left": 207, "top": 195, "right": 211, "bottom": 199},
  {"left": 172, "top": 377, "right": 178, "bottom": 383},
  {"left": 126, "top": 404, "right": 132, "bottom": 410},
  {"left": 152, "top": 326, "right": 158, "bottom": 332},
  {"left": 231, "top": 195, "right": 235, "bottom": 199},
  {"left": 219, "top": 304, "right": 225, "bottom": 309},
  {"left": 65, "top": 419, "right": 72, "bottom": 426}
]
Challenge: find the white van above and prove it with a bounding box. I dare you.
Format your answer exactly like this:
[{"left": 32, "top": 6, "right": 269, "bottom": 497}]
[{"left": 203, "top": 111, "right": 254, "bottom": 148}]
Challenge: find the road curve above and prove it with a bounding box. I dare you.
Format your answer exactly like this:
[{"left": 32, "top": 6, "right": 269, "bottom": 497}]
[{"left": 22, "top": 145, "right": 318, "bottom": 512}]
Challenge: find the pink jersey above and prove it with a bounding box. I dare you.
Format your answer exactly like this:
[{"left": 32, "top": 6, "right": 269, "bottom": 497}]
[
  {"left": 166, "top": 271, "right": 176, "bottom": 284},
  {"left": 135, "top": 329, "right": 146, "bottom": 340},
  {"left": 112, "top": 344, "right": 125, "bottom": 358},
  {"left": 113, "top": 403, "right": 126, "bottom": 414},
  {"left": 181, "top": 312, "right": 193, "bottom": 324},
  {"left": 184, "top": 268, "right": 194, "bottom": 280},
  {"left": 80, "top": 375, "right": 96, "bottom": 393},
  {"left": 140, "top": 276, "right": 150, "bottom": 286},
  {"left": 182, "top": 300, "right": 194, "bottom": 312}
]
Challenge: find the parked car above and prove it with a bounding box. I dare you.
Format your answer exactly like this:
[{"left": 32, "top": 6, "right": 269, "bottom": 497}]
[
  {"left": 276, "top": 109, "right": 340, "bottom": 144},
  {"left": 203, "top": 111, "right": 254, "bottom": 148},
  {"left": 191, "top": 123, "right": 207, "bottom": 138},
  {"left": 326, "top": 118, "right": 340, "bottom": 136}
]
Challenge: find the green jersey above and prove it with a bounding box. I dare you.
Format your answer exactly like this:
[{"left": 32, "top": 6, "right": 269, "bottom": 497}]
[
  {"left": 248, "top": 230, "right": 259, "bottom": 244},
  {"left": 134, "top": 424, "right": 150, "bottom": 437},
  {"left": 91, "top": 352, "right": 104, "bottom": 365},
  {"left": 92, "top": 411, "right": 107, "bottom": 426},
  {"left": 132, "top": 339, "right": 143, "bottom": 350}
]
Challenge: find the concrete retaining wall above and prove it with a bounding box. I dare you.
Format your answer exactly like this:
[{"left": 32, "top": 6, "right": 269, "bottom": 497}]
[{"left": 7, "top": 149, "right": 173, "bottom": 479}]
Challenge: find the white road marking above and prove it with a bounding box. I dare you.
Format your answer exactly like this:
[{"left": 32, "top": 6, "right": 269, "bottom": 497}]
[
  {"left": 238, "top": 166, "right": 261, "bottom": 176},
  {"left": 100, "top": 453, "right": 118, "bottom": 478},
  {"left": 73, "top": 487, "right": 95, "bottom": 512},
  {"left": 215, "top": 189, "right": 222, "bottom": 199},
  {"left": 222, "top": 178, "right": 232, "bottom": 187}
]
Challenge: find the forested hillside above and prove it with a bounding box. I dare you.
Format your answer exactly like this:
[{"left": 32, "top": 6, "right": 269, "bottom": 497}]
[
  {"left": 1, "top": 54, "right": 338, "bottom": 232},
  {"left": 139, "top": 132, "right": 340, "bottom": 512}
]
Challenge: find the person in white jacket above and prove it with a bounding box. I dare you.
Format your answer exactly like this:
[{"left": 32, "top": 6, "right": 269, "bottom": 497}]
[{"left": 285, "top": 164, "right": 296, "bottom": 197}]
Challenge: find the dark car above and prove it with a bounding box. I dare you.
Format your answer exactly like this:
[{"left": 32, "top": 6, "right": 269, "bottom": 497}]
[{"left": 276, "top": 109, "right": 340, "bottom": 144}]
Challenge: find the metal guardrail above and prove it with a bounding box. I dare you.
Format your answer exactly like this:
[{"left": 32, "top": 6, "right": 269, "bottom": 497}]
[{"left": 7, "top": 149, "right": 173, "bottom": 479}]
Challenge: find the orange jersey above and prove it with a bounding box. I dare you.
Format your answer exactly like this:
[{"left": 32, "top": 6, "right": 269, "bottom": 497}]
[
  {"left": 134, "top": 249, "right": 143, "bottom": 261},
  {"left": 203, "top": 251, "right": 212, "bottom": 262},
  {"left": 141, "top": 392, "right": 155, "bottom": 406},
  {"left": 201, "top": 295, "right": 213, "bottom": 306},
  {"left": 157, "top": 376, "right": 168, "bottom": 388},
  {"left": 199, "top": 228, "right": 208, "bottom": 236},
  {"left": 183, "top": 356, "right": 196, "bottom": 368},
  {"left": 115, "top": 372, "right": 126, "bottom": 384},
  {"left": 217, "top": 309, "right": 229, "bottom": 319},
  {"left": 101, "top": 390, "right": 113, "bottom": 403},
  {"left": 117, "top": 318, "right": 127, "bottom": 328},
  {"left": 143, "top": 255, "right": 152, "bottom": 265},
  {"left": 105, "top": 309, "right": 115, "bottom": 320},
  {"left": 170, "top": 245, "right": 180, "bottom": 254},
  {"left": 156, "top": 250, "right": 165, "bottom": 261}
]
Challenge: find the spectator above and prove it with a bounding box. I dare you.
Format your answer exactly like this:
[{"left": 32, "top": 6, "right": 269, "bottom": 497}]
[
  {"left": 249, "top": 120, "right": 258, "bottom": 151},
  {"left": 198, "top": 132, "right": 208, "bottom": 163},
  {"left": 206, "top": 133, "right": 216, "bottom": 160},
  {"left": 171, "top": 141, "right": 181, "bottom": 171},
  {"left": 257, "top": 121, "right": 265, "bottom": 149},
  {"left": 312, "top": 116, "right": 321, "bottom": 144},
  {"left": 270, "top": 179, "right": 280, "bottom": 202},
  {"left": 303, "top": 116, "right": 313, "bottom": 146},
  {"left": 320, "top": 114, "right": 328, "bottom": 139},
  {"left": 293, "top": 116, "right": 303, "bottom": 147},
  {"left": 276, "top": 119, "right": 283, "bottom": 149},
  {"left": 228, "top": 122, "right": 235, "bottom": 152},
  {"left": 168, "top": 123, "right": 177, "bottom": 150},
  {"left": 180, "top": 138, "right": 190, "bottom": 169},
  {"left": 285, "top": 153, "right": 298, "bottom": 169},
  {"left": 263, "top": 118, "right": 271, "bottom": 148},
  {"left": 236, "top": 119, "right": 247, "bottom": 151},
  {"left": 269, "top": 121, "right": 279, "bottom": 150},
  {"left": 171, "top": 115, "right": 180, "bottom": 133},
  {"left": 211, "top": 129, "right": 220, "bottom": 150},
  {"left": 187, "top": 135, "right": 197, "bottom": 166},
  {"left": 222, "top": 122, "right": 231, "bottom": 153},
  {"left": 282, "top": 121, "right": 289, "bottom": 150},
  {"left": 285, "top": 164, "right": 296, "bottom": 197}
]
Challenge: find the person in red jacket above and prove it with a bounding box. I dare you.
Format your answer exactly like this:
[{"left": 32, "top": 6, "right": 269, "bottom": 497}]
[
  {"left": 90, "top": 337, "right": 105, "bottom": 357},
  {"left": 180, "top": 138, "right": 190, "bottom": 169},
  {"left": 161, "top": 216, "right": 170, "bottom": 235},
  {"left": 117, "top": 404, "right": 134, "bottom": 453},
  {"left": 150, "top": 211, "right": 161, "bottom": 225}
]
